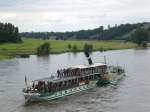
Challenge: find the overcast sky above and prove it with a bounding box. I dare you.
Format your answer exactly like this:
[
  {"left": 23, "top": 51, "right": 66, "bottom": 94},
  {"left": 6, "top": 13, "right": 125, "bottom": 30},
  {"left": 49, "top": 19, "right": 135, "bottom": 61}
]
[{"left": 0, "top": 0, "right": 150, "bottom": 32}]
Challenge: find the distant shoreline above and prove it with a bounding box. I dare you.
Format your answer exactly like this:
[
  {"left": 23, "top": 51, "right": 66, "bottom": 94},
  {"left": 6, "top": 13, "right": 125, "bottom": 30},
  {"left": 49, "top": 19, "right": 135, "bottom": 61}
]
[{"left": 0, "top": 38, "right": 138, "bottom": 60}]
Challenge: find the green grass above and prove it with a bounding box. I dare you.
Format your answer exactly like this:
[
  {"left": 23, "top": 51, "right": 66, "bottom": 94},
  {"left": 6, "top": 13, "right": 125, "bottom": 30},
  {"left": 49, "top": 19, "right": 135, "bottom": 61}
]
[
  {"left": 0, "top": 55, "right": 14, "bottom": 60},
  {"left": 0, "top": 38, "right": 138, "bottom": 60},
  {"left": 0, "top": 39, "right": 46, "bottom": 55},
  {"left": 49, "top": 40, "right": 138, "bottom": 53}
]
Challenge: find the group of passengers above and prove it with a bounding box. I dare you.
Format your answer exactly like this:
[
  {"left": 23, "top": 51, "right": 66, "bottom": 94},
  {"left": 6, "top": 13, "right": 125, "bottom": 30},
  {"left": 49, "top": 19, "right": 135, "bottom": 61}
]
[
  {"left": 57, "top": 66, "right": 106, "bottom": 78},
  {"left": 33, "top": 80, "right": 79, "bottom": 92},
  {"left": 57, "top": 68, "right": 79, "bottom": 78}
]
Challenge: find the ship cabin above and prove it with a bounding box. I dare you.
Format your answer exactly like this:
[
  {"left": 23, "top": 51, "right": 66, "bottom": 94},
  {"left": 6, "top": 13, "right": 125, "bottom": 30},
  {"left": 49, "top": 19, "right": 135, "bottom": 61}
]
[{"left": 31, "top": 63, "right": 107, "bottom": 93}]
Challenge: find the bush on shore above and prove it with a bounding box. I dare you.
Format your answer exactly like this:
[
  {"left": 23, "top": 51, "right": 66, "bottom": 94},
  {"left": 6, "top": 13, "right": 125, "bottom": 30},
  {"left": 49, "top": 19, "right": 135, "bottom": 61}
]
[
  {"left": 83, "top": 43, "right": 93, "bottom": 52},
  {"left": 37, "top": 42, "right": 51, "bottom": 56},
  {"left": 72, "top": 45, "right": 78, "bottom": 53}
]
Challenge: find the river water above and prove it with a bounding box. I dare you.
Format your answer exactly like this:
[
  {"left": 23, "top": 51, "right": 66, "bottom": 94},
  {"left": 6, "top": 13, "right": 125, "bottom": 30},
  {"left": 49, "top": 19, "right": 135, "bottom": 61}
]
[{"left": 0, "top": 49, "right": 150, "bottom": 112}]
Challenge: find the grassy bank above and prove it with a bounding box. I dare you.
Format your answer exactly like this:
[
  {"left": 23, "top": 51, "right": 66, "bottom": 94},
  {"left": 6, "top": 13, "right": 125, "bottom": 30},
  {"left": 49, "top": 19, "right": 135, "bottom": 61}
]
[
  {"left": 0, "top": 38, "right": 138, "bottom": 60},
  {"left": 0, "top": 55, "right": 13, "bottom": 60}
]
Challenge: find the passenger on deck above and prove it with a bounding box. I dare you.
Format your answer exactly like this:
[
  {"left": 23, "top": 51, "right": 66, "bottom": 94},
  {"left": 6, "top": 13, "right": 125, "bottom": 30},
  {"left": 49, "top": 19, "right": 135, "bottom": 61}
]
[
  {"left": 57, "top": 69, "right": 60, "bottom": 78},
  {"left": 60, "top": 69, "right": 63, "bottom": 78},
  {"left": 69, "top": 69, "right": 72, "bottom": 76},
  {"left": 66, "top": 69, "right": 69, "bottom": 77},
  {"left": 63, "top": 69, "right": 65, "bottom": 77}
]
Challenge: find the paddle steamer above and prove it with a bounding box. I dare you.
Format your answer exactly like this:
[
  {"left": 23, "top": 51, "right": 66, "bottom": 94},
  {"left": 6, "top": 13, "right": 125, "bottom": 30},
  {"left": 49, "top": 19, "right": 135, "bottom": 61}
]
[{"left": 23, "top": 52, "right": 125, "bottom": 103}]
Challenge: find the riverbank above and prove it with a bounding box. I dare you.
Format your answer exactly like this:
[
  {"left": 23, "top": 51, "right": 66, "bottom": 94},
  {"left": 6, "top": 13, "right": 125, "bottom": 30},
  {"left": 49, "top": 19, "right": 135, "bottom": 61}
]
[{"left": 0, "top": 38, "right": 138, "bottom": 60}]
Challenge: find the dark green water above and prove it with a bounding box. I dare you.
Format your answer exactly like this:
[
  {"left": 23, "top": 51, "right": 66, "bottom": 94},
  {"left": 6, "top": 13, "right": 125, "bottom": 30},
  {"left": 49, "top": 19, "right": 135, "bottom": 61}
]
[{"left": 0, "top": 49, "right": 150, "bottom": 112}]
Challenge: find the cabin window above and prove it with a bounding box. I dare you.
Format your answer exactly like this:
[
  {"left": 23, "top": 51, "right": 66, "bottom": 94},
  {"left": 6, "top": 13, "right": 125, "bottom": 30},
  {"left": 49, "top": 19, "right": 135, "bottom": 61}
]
[
  {"left": 80, "top": 69, "right": 82, "bottom": 75},
  {"left": 85, "top": 68, "right": 88, "bottom": 74},
  {"left": 90, "top": 68, "right": 92, "bottom": 74},
  {"left": 94, "top": 74, "right": 97, "bottom": 79},
  {"left": 89, "top": 75, "right": 92, "bottom": 80},
  {"left": 90, "top": 75, "right": 92, "bottom": 80},
  {"left": 88, "top": 68, "right": 90, "bottom": 74},
  {"left": 83, "top": 69, "right": 85, "bottom": 75},
  {"left": 99, "top": 67, "right": 101, "bottom": 72},
  {"left": 85, "top": 76, "right": 88, "bottom": 80},
  {"left": 69, "top": 80, "right": 72, "bottom": 86},
  {"left": 59, "top": 82, "right": 62, "bottom": 88},
  {"left": 80, "top": 78, "right": 83, "bottom": 82},
  {"left": 64, "top": 81, "right": 67, "bottom": 86},
  {"left": 87, "top": 68, "right": 89, "bottom": 74},
  {"left": 84, "top": 69, "right": 86, "bottom": 75},
  {"left": 100, "top": 68, "right": 102, "bottom": 72},
  {"left": 72, "top": 79, "right": 74, "bottom": 84},
  {"left": 77, "top": 69, "right": 79, "bottom": 76}
]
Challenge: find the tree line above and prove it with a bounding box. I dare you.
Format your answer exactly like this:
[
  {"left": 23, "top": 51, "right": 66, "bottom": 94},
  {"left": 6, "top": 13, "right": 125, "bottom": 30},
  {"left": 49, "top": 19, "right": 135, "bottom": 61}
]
[
  {"left": 0, "top": 22, "right": 21, "bottom": 43},
  {"left": 1, "top": 22, "right": 150, "bottom": 46},
  {"left": 20, "top": 22, "right": 148, "bottom": 40}
]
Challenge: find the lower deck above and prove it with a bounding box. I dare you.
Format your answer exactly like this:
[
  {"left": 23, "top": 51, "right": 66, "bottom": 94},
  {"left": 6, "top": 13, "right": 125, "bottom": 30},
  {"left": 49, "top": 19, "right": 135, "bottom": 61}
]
[{"left": 24, "top": 80, "right": 98, "bottom": 102}]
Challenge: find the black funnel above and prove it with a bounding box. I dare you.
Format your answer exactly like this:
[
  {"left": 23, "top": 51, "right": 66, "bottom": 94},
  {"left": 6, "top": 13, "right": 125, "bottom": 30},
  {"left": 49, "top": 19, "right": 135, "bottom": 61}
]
[{"left": 84, "top": 51, "right": 93, "bottom": 65}]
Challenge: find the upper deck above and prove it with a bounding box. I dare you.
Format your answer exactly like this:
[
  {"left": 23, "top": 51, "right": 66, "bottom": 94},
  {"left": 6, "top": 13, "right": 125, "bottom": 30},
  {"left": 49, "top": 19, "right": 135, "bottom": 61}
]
[
  {"left": 34, "top": 62, "right": 107, "bottom": 83},
  {"left": 34, "top": 73, "right": 98, "bottom": 83}
]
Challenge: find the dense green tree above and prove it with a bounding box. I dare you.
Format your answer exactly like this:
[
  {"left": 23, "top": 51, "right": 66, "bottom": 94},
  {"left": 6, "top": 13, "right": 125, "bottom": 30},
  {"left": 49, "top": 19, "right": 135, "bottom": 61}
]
[
  {"left": 131, "top": 28, "right": 149, "bottom": 45},
  {"left": 0, "top": 22, "right": 21, "bottom": 43},
  {"left": 20, "top": 22, "right": 149, "bottom": 41}
]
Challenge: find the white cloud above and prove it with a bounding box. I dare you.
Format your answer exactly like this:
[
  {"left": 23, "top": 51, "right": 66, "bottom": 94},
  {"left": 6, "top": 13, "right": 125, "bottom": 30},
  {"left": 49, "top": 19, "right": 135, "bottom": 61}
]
[{"left": 0, "top": 0, "right": 150, "bottom": 32}]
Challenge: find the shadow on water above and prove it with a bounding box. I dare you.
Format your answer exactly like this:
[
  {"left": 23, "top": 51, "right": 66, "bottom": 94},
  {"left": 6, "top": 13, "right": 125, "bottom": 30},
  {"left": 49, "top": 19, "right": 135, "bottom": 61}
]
[{"left": 23, "top": 100, "right": 63, "bottom": 107}]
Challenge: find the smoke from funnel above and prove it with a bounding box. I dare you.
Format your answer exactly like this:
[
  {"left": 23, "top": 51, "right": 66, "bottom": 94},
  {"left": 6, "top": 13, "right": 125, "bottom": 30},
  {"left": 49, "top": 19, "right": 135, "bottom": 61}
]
[{"left": 84, "top": 51, "right": 93, "bottom": 65}]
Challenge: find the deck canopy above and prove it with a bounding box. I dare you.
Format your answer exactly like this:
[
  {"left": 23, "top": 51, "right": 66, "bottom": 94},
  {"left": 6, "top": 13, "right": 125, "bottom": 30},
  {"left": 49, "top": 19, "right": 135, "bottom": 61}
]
[{"left": 71, "top": 63, "right": 106, "bottom": 69}]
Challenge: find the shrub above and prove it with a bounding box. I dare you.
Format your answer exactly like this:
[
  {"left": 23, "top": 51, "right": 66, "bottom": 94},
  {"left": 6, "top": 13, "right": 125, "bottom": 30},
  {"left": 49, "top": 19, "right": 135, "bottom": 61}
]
[
  {"left": 83, "top": 43, "right": 93, "bottom": 52},
  {"left": 68, "top": 44, "right": 72, "bottom": 50},
  {"left": 37, "top": 42, "right": 51, "bottom": 55},
  {"left": 141, "top": 41, "right": 147, "bottom": 48},
  {"left": 72, "top": 45, "right": 78, "bottom": 52}
]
